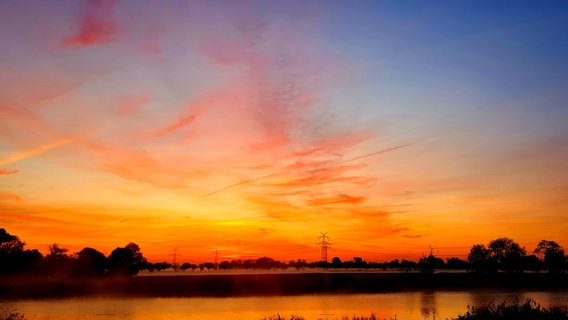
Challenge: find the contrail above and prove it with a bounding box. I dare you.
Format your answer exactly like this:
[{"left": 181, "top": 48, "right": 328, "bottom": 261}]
[
  {"left": 336, "top": 144, "right": 409, "bottom": 165},
  {"left": 201, "top": 144, "right": 410, "bottom": 198},
  {"left": 200, "top": 172, "right": 281, "bottom": 198},
  {"left": 0, "top": 137, "right": 78, "bottom": 166}
]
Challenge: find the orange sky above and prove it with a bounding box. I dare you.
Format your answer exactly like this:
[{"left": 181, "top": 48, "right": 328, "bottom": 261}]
[{"left": 1, "top": 1, "right": 568, "bottom": 263}]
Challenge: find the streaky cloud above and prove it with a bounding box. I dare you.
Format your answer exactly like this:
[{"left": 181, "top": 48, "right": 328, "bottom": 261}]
[
  {"left": 201, "top": 144, "right": 409, "bottom": 197},
  {"left": 0, "top": 137, "right": 78, "bottom": 166},
  {"left": 306, "top": 194, "right": 365, "bottom": 206},
  {"left": 0, "top": 169, "right": 19, "bottom": 175},
  {"left": 0, "top": 191, "right": 22, "bottom": 202}
]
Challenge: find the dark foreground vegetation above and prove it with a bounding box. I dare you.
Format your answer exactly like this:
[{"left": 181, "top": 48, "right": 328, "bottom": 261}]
[
  {"left": 454, "top": 299, "right": 568, "bottom": 320},
  {"left": 261, "top": 300, "right": 568, "bottom": 320},
  {"left": 267, "top": 300, "right": 568, "bottom": 320}
]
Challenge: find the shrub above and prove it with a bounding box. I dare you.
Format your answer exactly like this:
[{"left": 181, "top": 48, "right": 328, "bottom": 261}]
[{"left": 454, "top": 298, "right": 568, "bottom": 320}]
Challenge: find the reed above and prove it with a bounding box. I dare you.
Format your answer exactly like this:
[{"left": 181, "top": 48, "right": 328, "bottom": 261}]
[
  {"left": 263, "top": 314, "right": 396, "bottom": 320},
  {"left": 0, "top": 310, "right": 24, "bottom": 320},
  {"left": 453, "top": 298, "right": 568, "bottom": 320}
]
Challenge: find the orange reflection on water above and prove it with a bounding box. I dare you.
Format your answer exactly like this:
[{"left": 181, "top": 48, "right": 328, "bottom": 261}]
[{"left": 6, "top": 291, "right": 568, "bottom": 320}]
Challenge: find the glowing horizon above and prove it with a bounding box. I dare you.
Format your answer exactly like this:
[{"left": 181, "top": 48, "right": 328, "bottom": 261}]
[{"left": 1, "top": 1, "right": 568, "bottom": 264}]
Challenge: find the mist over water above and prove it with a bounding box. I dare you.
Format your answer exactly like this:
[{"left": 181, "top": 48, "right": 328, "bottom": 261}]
[{"left": 4, "top": 291, "right": 568, "bottom": 320}]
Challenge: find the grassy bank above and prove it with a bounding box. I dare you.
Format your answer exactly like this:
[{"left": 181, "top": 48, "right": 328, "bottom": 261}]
[{"left": 1, "top": 272, "right": 568, "bottom": 299}]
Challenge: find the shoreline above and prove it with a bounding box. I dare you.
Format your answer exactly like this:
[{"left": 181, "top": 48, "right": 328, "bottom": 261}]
[{"left": 2, "top": 272, "right": 567, "bottom": 299}]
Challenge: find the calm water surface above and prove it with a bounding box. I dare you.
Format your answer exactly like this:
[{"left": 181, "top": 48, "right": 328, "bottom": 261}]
[{"left": 3, "top": 291, "right": 568, "bottom": 320}]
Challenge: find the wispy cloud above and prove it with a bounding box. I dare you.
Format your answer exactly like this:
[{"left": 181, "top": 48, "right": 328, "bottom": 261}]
[
  {"left": 0, "top": 169, "right": 19, "bottom": 175},
  {"left": 0, "top": 192, "right": 22, "bottom": 202},
  {"left": 87, "top": 143, "right": 191, "bottom": 189},
  {"left": 0, "top": 137, "right": 77, "bottom": 166},
  {"left": 307, "top": 194, "right": 365, "bottom": 206},
  {"left": 62, "top": 0, "right": 118, "bottom": 47},
  {"left": 0, "top": 105, "right": 54, "bottom": 138},
  {"left": 203, "top": 144, "right": 407, "bottom": 197}
]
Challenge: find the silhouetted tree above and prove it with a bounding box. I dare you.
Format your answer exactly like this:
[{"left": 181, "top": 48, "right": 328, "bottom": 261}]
[
  {"left": 21, "top": 248, "right": 44, "bottom": 272},
  {"left": 0, "top": 228, "right": 24, "bottom": 254},
  {"left": 0, "top": 228, "right": 24, "bottom": 274},
  {"left": 523, "top": 254, "right": 542, "bottom": 272},
  {"left": 535, "top": 240, "right": 566, "bottom": 273},
  {"left": 488, "top": 237, "right": 526, "bottom": 272},
  {"left": 241, "top": 259, "right": 254, "bottom": 269},
  {"left": 153, "top": 262, "right": 172, "bottom": 271},
  {"left": 202, "top": 262, "right": 215, "bottom": 270},
  {"left": 468, "top": 238, "right": 527, "bottom": 273},
  {"left": 107, "top": 242, "right": 147, "bottom": 275},
  {"left": 179, "top": 262, "right": 191, "bottom": 271},
  {"left": 231, "top": 259, "right": 243, "bottom": 269},
  {"left": 219, "top": 261, "right": 231, "bottom": 270},
  {"left": 352, "top": 257, "right": 368, "bottom": 269},
  {"left": 291, "top": 259, "right": 308, "bottom": 270},
  {"left": 419, "top": 247, "right": 444, "bottom": 273},
  {"left": 468, "top": 244, "right": 492, "bottom": 273},
  {"left": 73, "top": 247, "right": 106, "bottom": 276},
  {"left": 45, "top": 243, "right": 71, "bottom": 276},
  {"left": 387, "top": 259, "right": 400, "bottom": 270},
  {"left": 253, "top": 257, "right": 287, "bottom": 270},
  {"left": 0, "top": 229, "right": 42, "bottom": 275},
  {"left": 400, "top": 259, "right": 417, "bottom": 272},
  {"left": 446, "top": 257, "right": 469, "bottom": 269},
  {"left": 331, "top": 257, "right": 342, "bottom": 269}
]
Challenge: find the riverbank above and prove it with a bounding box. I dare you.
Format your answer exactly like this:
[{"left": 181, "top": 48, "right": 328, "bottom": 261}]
[{"left": 1, "top": 272, "right": 567, "bottom": 299}]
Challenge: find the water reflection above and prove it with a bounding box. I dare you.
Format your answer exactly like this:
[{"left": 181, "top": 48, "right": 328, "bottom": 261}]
[
  {"left": 3, "top": 290, "right": 568, "bottom": 320},
  {"left": 420, "top": 291, "right": 436, "bottom": 320}
]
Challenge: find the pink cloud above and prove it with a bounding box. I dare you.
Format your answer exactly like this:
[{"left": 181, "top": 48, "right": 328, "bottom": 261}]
[
  {"left": 264, "top": 164, "right": 374, "bottom": 189},
  {"left": 63, "top": 0, "right": 117, "bottom": 47},
  {"left": 144, "top": 94, "right": 222, "bottom": 139},
  {"left": 85, "top": 142, "right": 192, "bottom": 189},
  {"left": 150, "top": 114, "right": 199, "bottom": 138},
  {"left": 199, "top": 15, "right": 330, "bottom": 151},
  {"left": 0, "top": 105, "right": 49, "bottom": 136}
]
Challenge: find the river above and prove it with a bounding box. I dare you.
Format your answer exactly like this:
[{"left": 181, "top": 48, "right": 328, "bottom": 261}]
[{"left": 3, "top": 290, "right": 568, "bottom": 320}]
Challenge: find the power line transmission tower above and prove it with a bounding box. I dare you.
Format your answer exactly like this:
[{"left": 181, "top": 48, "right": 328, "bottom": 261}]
[
  {"left": 171, "top": 247, "right": 179, "bottom": 271},
  {"left": 317, "top": 232, "right": 332, "bottom": 262},
  {"left": 214, "top": 249, "right": 218, "bottom": 270}
]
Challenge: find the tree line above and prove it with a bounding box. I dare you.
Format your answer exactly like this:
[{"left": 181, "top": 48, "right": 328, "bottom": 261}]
[
  {"left": 1, "top": 228, "right": 566, "bottom": 277},
  {"left": 1, "top": 228, "right": 146, "bottom": 277}
]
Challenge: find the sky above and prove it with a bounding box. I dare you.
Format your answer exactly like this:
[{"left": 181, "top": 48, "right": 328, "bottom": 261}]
[{"left": 1, "top": 0, "right": 567, "bottom": 263}]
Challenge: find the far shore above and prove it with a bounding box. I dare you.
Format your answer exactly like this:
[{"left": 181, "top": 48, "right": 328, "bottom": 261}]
[{"left": 1, "top": 271, "right": 567, "bottom": 299}]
